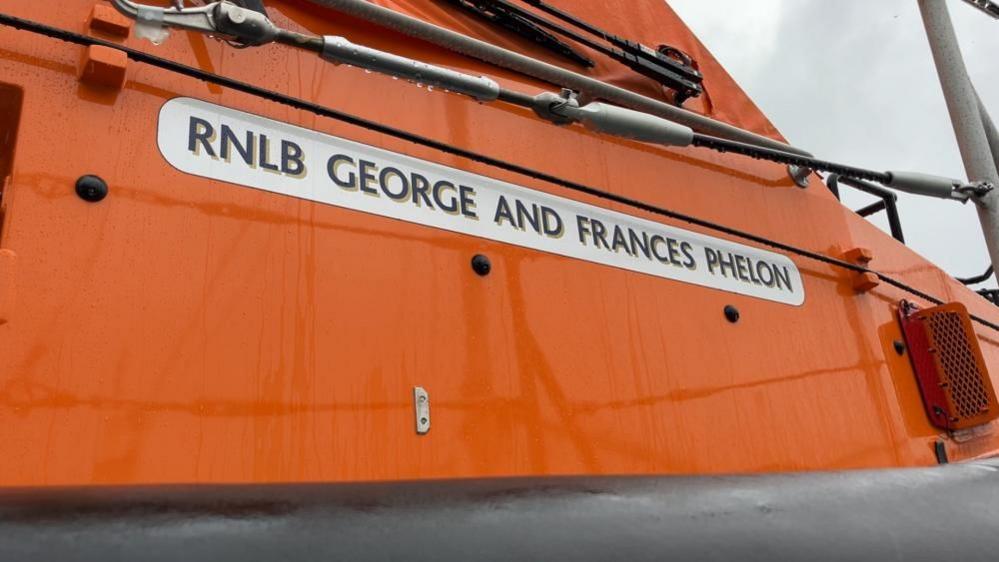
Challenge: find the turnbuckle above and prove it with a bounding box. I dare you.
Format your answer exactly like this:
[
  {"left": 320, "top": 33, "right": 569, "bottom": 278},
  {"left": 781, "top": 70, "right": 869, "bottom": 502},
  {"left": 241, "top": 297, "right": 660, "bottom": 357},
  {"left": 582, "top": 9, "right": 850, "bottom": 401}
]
[{"left": 110, "top": 0, "right": 279, "bottom": 45}]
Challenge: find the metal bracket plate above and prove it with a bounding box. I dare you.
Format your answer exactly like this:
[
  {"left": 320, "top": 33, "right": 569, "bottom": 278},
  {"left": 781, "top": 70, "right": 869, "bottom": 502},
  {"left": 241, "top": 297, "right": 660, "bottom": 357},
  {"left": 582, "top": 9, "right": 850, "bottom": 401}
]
[{"left": 413, "top": 387, "right": 430, "bottom": 435}]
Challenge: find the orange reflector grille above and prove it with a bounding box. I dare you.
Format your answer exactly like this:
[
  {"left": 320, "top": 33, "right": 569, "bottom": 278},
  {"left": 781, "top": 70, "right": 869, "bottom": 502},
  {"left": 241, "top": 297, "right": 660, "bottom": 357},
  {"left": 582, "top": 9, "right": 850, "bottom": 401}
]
[{"left": 898, "top": 301, "right": 998, "bottom": 431}]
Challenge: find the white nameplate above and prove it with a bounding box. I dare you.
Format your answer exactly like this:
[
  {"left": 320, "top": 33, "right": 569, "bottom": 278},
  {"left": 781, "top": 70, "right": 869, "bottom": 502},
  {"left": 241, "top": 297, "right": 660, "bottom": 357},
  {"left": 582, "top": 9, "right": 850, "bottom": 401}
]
[{"left": 158, "top": 97, "right": 804, "bottom": 306}]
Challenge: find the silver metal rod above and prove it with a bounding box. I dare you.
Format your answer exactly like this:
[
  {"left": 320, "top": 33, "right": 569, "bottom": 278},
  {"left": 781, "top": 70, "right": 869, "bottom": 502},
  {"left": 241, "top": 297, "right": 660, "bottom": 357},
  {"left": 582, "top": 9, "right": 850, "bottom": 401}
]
[
  {"left": 919, "top": 0, "right": 999, "bottom": 279},
  {"left": 304, "top": 0, "right": 813, "bottom": 157},
  {"left": 978, "top": 93, "right": 999, "bottom": 177},
  {"left": 320, "top": 35, "right": 501, "bottom": 101}
]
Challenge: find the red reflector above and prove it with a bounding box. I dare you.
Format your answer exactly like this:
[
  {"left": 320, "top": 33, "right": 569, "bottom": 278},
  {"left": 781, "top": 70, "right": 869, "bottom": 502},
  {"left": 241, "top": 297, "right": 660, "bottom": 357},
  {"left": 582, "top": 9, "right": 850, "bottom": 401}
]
[{"left": 899, "top": 300, "right": 999, "bottom": 431}]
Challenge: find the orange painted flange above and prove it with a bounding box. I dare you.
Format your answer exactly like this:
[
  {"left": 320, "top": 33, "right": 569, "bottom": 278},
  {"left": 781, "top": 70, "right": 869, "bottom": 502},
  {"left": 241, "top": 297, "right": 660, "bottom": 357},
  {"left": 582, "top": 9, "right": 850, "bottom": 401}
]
[
  {"left": 843, "top": 247, "right": 874, "bottom": 265},
  {"left": 853, "top": 272, "right": 880, "bottom": 293},
  {"left": 78, "top": 44, "right": 127, "bottom": 88},
  {"left": 843, "top": 247, "right": 879, "bottom": 293},
  {"left": 88, "top": 4, "right": 132, "bottom": 38}
]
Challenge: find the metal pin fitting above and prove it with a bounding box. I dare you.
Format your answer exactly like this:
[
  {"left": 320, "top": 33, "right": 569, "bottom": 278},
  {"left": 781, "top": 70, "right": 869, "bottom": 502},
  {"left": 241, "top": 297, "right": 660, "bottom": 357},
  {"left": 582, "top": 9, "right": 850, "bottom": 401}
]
[
  {"left": 532, "top": 92, "right": 694, "bottom": 147},
  {"left": 212, "top": 2, "right": 279, "bottom": 45},
  {"left": 113, "top": 0, "right": 279, "bottom": 45},
  {"left": 957, "top": 181, "right": 995, "bottom": 198}
]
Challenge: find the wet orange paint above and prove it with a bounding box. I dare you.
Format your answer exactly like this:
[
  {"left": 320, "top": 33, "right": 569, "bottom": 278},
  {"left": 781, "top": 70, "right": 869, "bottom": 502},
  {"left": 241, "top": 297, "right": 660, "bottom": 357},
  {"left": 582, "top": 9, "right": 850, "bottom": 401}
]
[{"left": 0, "top": 0, "right": 997, "bottom": 487}]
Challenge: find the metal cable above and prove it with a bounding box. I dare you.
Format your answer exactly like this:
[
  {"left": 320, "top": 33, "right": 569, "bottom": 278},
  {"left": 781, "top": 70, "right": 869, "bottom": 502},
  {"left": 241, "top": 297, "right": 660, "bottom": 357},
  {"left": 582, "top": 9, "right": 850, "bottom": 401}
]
[
  {"left": 304, "top": 0, "right": 812, "bottom": 156},
  {"left": 690, "top": 135, "right": 891, "bottom": 184},
  {"left": 2, "top": 11, "right": 997, "bottom": 332}
]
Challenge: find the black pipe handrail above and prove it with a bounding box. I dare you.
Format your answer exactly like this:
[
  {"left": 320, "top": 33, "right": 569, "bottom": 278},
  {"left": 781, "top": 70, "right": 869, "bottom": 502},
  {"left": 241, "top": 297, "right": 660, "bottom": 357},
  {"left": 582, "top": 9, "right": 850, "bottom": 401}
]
[
  {"left": 957, "top": 265, "right": 994, "bottom": 285},
  {"left": 827, "top": 174, "right": 906, "bottom": 243},
  {"left": 829, "top": 175, "right": 999, "bottom": 298}
]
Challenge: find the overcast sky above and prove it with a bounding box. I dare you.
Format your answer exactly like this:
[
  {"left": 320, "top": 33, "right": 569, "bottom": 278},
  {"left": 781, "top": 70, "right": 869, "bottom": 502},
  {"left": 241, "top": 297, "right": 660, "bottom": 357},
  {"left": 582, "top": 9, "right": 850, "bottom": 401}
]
[{"left": 669, "top": 0, "right": 999, "bottom": 288}]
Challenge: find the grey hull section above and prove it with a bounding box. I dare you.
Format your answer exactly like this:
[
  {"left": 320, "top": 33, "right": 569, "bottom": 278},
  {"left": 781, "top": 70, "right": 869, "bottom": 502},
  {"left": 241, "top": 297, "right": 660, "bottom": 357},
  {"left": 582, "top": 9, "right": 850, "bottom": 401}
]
[{"left": 2, "top": 461, "right": 998, "bottom": 561}]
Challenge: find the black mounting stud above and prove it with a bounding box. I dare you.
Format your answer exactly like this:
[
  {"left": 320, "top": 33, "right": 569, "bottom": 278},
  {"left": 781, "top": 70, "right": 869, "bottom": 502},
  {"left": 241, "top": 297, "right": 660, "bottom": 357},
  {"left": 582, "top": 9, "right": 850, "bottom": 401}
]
[
  {"left": 723, "top": 305, "right": 740, "bottom": 323},
  {"left": 471, "top": 254, "right": 491, "bottom": 276},
  {"left": 893, "top": 340, "right": 906, "bottom": 355},
  {"left": 75, "top": 175, "right": 108, "bottom": 203},
  {"left": 934, "top": 440, "right": 949, "bottom": 465}
]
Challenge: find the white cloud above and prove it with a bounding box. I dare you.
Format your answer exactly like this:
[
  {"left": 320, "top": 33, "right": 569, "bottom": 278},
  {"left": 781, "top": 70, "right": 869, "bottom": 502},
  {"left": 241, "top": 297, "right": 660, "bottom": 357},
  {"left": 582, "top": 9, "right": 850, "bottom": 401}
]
[
  {"left": 668, "top": 0, "right": 786, "bottom": 86},
  {"left": 669, "top": 0, "right": 999, "bottom": 286}
]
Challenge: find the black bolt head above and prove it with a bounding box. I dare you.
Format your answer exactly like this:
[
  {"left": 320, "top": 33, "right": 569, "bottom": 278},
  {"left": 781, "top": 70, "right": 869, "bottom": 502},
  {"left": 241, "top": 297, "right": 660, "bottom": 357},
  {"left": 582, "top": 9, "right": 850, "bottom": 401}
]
[
  {"left": 893, "top": 340, "right": 906, "bottom": 355},
  {"left": 723, "top": 305, "right": 740, "bottom": 323},
  {"left": 471, "top": 254, "right": 491, "bottom": 276},
  {"left": 75, "top": 175, "right": 108, "bottom": 203}
]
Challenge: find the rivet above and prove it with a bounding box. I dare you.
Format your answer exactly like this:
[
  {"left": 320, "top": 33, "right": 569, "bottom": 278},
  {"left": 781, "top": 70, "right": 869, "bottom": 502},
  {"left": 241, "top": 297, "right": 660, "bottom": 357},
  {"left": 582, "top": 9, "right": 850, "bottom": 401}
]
[
  {"left": 723, "top": 305, "right": 740, "bottom": 323},
  {"left": 471, "top": 254, "right": 491, "bottom": 276},
  {"left": 893, "top": 340, "right": 906, "bottom": 355},
  {"left": 75, "top": 175, "right": 108, "bottom": 202}
]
